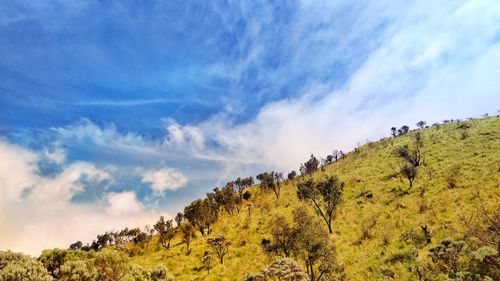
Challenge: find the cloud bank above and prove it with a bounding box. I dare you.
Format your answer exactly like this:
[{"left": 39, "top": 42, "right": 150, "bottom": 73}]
[{"left": 0, "top": 140, "right": 166, "bottom": 256}]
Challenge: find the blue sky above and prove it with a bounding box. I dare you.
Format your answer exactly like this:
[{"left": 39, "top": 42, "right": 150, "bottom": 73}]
[{"left": 0, "top": 0, "right": 499, "bottom": 255}]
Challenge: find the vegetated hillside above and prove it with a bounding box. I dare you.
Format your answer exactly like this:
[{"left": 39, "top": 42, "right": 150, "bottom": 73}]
[
  {"left": 125, "top": 116, "right": 499, "bottom": 280},
  {"left": 2, "top": 117, "right": 498, "bottom": 281}
]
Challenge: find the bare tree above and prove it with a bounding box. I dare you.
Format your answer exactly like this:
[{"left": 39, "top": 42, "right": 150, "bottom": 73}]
[{"left": 207, "top": 236, "right": 231, "bottom": 264}]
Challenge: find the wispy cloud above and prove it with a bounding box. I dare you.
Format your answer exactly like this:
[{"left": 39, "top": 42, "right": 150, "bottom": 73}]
[
  {"left": 154, "top": 0, "right": 500, "bottom": 171},
  {"left": 59, "top": 98, "right": 181, "bottom": 107}
]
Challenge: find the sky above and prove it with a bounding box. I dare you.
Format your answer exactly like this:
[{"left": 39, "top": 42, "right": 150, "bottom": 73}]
[{"left": 0, "top": 0, "right": 499, "bottom": 255}]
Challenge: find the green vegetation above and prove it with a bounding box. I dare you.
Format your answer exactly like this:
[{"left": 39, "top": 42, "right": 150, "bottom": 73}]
[{"left": 2, "top": 116, "right": 499, "bottom": 280}]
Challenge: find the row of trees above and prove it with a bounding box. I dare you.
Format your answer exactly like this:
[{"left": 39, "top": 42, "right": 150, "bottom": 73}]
[
  {"left": 182, "top": 176, "right": 254, "bottom": 237},
  {"left": 391, "top": 120, "right": 427, "bottom": 138},
  {"left": 61, "top": 149, "right": 348, "bottom": 276},
  {"left": 69, "top": 227, "right": 153, "bottom": 252}
]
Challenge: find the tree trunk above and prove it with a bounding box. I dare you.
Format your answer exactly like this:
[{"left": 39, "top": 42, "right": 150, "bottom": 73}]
[{"left": 308, "top": 259, "right": 315, "bottom": 281}]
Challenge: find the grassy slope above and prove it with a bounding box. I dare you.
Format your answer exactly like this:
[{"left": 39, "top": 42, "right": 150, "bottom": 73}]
[{"left": 123, "top": 117, "right": 499, "bottom": 280}]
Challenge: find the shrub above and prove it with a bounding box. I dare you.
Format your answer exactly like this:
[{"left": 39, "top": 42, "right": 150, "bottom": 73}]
[
  {"left": 429, "top": 239, "right": 465, "bottom": 273},
  {"left": 94, "top": 250, "right": 128, "bottom": 281},
  {"left": 59, "top": 259, "right": 97, "bottom": 281},
  {"left": 263, "top": 258, "right": 308, "bottom": 281},
  {"left": 0, "top": 251, "right": 53, "bottom": 281},
  {"left": 446, "top": 164, "right": 461, "bottom": 188}
]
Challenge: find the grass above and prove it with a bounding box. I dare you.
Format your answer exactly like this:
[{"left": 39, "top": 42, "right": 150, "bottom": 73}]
[{"left": 115, "top": 116, "right": 500, "bottom": 280}]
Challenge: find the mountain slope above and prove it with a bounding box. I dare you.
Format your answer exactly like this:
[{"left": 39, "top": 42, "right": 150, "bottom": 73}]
[{"left": 118, "top": 116, "right": 498, "bottom": 280}]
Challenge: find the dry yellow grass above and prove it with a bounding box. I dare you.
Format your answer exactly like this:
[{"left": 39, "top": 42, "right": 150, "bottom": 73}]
[{"left": 119, "top": 117, "right": 499, "bottom": 280}]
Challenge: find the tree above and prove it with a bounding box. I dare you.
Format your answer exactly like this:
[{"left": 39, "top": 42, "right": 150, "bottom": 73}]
[
  {"left": 133, "top": 231, "right": 150, "bottom": 248},
  {"left": 95, "top": 232, "right": 113, "bottom": 250},
  {"left": 201, "top": 251, "right": 213, "bottom": 274},
  {"left": 221, "top": 182, "right": 240, "bottom": 214},
  {"left": 69, "top": 241, "right": 83, "bottom": 251},
  {"left": 291, "top": 207, "right": 343, "bottom": 281},
  {"left": 174, "top": 212, "right": 184, "bottom": 227},
  {"left": 268, "top": 216, "right": 296, "bottom": 258},
  {"left": 235, "top": 177, "right": 254, "bottom": 206},
  {"left": 400, "top": 164, "right": 417, "bottom": 188},
  {"left": 416, "top": 121, "right": 427, "bottom": 129},
  {"left": 154, "top": 216, "right": 175, "bottom": 249},
  {"left": 257, "top": 172, "right": 282, "bottom": 199},
  {"left": 39, "top": 249, "right": 69, "bottom": 279},
  {"left": 207, "top": 236, "right": 231, "bottom": 264},
  {"left": 398, "top": 125, "right": 410, "bottom": 135},
  {"left": 395, "top": 145, "right": 424, "bottom": 167},
  {"left": 0, "top": 251, "right": 53, "bottom": 281},
  {"left": 288, "top": 171, "right": 297, "bottom": 181},
  {"left": 297, "top": 176, "right": 344, "bottom": 233},
  {"left": 391, "top": 127, "right": 397, "bottom": 137},
  {"left": 184, "top": 198, "right": 217, "bottom": 236},
  {"left": 300, "top": 154, "right": 319, "bottom": 176},
  {"left": 181, "top": 223, "right": 195, "bottom": 255}
]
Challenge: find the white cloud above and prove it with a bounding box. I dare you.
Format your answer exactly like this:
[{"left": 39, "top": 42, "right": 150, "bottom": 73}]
[
  {"left": 0, "top": 140, "right": 38, "bottom": 203},
  {"left": 141, "top": 167, "right": 188, "bottom": 196},
  {"left": 155, "top": 0, "right": 500, "bottom": 172},
  {"left": 27, "top": 162, "right": 111, "bottom": 204},
  {"left": 0, "top": 139, "right": 165, "bottom": 256},
  {"left": 163, "top": 121, "right": 205, "bottom": 151},
  {"left": 105, "top": 191, "right": 144, "bottom": 215}
]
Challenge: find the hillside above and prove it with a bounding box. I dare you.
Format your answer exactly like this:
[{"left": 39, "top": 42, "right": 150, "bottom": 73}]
[
  {"left": 2, "top": 116, "right": 498, "bottom": 280},
  {"left": 125, "top": 116, "right": 499, "bottom": 280}
]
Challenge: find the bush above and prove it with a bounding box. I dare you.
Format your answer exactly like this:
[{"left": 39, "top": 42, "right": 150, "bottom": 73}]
[
  {"left": 94, "top": 250, "right": 128, "bottom": 281},
  {"left": 0, "top": 251, "right": 53, "bottom": 281},
  {"left": 59, "top": 259, "right": 97, "bottom": 281},
  {"left": 385, "top": 251, "right": 415, "bottom": 264}
]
